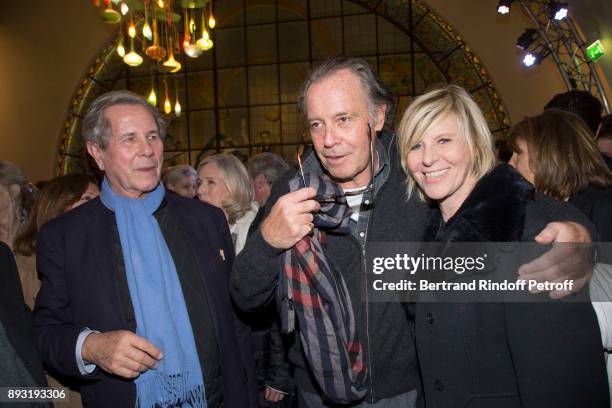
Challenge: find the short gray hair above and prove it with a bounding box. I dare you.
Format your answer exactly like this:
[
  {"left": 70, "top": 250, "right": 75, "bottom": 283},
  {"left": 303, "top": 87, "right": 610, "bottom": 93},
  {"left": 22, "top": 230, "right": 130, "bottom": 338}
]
[
  {"left": 162, "top": 164, "right": 197, "bottom": 189},
  {"left": 298, "top": 56, "right": 395, "bottom": 127},
  {"left": 197, "top": 154, "right": 254, "bottom": 225},
  {"left": 81, "top": 90, "right": 166, "bottom": 149},
  {"left": 247, "top": 152, "right": 288, "bottom": 185}
]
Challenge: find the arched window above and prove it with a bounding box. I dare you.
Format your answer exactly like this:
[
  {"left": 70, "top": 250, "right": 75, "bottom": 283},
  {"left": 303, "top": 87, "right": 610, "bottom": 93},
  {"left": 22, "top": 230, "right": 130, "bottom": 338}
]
[{"left": 60, "top": 0, "right": 508, "bottom": 173}]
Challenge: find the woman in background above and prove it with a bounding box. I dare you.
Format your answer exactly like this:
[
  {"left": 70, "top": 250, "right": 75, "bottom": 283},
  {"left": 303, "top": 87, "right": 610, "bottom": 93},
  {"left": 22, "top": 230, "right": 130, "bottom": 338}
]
[
  {"left": 197, "top": 154, "right": 291, "bottom": 406},
  {"left": 14, "top": 173, "right": 100, "bottom": 308},
  {"left": 507, "top": 108, "right": 612, "bottom": 244},
  {"left": 162, "top": 164, "right": 197, "bottom": 199},
  {"left": 12, "top": 173, "right": 98, "bottom": 408},
  {"left": 396, "top": 84, "right": 608, "bottom": 407},
  {"left": 196, "top": 154, "right": 258, "bottom": 254},
  {"left": 507, "top": 108, "right": 612, "bottom": 401}
]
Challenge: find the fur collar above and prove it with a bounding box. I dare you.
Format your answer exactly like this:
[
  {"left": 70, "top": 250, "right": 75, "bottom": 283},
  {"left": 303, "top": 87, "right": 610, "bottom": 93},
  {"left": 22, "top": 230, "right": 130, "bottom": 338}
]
[{"left": 425, "top": 164, "right": 534, "bottom": 243}]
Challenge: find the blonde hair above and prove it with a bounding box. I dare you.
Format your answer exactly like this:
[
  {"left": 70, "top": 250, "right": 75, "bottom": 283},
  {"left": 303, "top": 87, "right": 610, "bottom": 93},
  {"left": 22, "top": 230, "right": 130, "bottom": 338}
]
[
  {"left": 508, "top": 108, "right": 612, "bottom": 199},
  {"left": 396, "top": 84, "right": 496, "bottom": 200},
  {"left": 197, "top": 154, "right": 254, "bottom": 225}
]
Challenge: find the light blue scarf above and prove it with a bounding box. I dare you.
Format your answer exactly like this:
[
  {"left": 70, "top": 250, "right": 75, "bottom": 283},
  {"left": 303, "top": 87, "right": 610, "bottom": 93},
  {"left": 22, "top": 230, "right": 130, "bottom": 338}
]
[{"left": 100, "top": 178, "right": 206, "bottom": 407}]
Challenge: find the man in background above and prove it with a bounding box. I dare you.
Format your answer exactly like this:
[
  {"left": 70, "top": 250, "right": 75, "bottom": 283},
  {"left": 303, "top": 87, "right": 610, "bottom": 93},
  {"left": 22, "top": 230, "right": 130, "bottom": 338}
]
[
  {"left": 247, "top": 152, "right": 289, "bottom": 234},
  {"left": 545, "top": 89, "right": 612, "bottom": 169}
]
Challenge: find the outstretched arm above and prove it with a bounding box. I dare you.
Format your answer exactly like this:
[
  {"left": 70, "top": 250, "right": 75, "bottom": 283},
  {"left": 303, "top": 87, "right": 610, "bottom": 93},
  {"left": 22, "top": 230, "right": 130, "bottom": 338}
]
[{"left": 519, "top": 221, "right": 593, "bottom": 299}]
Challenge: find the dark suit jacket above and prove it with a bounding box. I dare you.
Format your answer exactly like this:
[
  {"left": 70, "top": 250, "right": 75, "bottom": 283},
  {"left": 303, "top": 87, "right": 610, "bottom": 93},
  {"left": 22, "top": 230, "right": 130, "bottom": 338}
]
[
  {"left": 33, "top": 192, "right": 257, "bottom": 407},
  {"left": 0, "top": 241, "right": 47, "bottom": 387},
  {"left": 570, "top": 184, "right": 612, "bottom": 263}
]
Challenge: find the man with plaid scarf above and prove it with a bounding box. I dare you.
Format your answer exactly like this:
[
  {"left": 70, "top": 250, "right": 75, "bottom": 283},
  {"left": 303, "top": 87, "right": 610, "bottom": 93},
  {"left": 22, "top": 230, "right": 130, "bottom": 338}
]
[{"left": 230, "top": 57, "right": 594, "bottom": 407}]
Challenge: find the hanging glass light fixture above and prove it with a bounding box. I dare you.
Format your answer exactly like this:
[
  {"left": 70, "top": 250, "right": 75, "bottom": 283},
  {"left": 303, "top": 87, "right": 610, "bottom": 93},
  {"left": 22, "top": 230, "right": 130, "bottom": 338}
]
[
  {"left": 208, "top": 1, "right": 216, "bottom": 28},
  {"left": 101, "top": 0, "right": 121, "bottom": 23},
  {"left": 123, "top": 37, "right": 143, "bottom": 66},
  {"left": 183, "top": 9, "right": 202, "bottom": 58},
  {"left": 148, "top": 66, "right": 157, "bottom": 106},
  {"left": 162, "top": 33, "right": 182, "bottom": 73},
  {"left": 196, "top": 8, "right": 213, "bottom": 51},
  {"left": 128, "top": 18, "right": 136, "bottom": 38},
  {"left": 94, "top": 0, "right": 215, "bottom": 68},
  {"left": 148, "top": 88, "right": 158, "bottom": 106},
  {"left": 163, "top": 79, "right": 172, "bottom": 114},
  {"left": 116, "top": 37, "right": 126, "bottom": 57},
  {"left": 146, "top": 18, "right": 166, "bottom": 60},
  {"left": 143, "top": 22, "right": 153, "bottom": 40},
  {"left": 120, "top": 1, "right": 129, "bottom": 15},
  {"left": 174, "top": 76, "right": 182, "bottom": 117}
]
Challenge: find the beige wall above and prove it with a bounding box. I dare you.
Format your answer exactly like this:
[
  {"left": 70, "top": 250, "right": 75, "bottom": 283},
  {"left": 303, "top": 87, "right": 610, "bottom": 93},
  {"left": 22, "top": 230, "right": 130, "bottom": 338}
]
[
  {"left": 0, "top": 0, "right": 609, "bottom": 182},
  {"left": 0, "top": 1, "right": 115, "bottom": 182}
]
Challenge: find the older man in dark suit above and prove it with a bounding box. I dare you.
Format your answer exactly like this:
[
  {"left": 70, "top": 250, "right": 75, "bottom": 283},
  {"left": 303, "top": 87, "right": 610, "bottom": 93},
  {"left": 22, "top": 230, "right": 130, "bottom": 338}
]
[{"left": 34, "top": 91, "right": 257, "bottom": 407}]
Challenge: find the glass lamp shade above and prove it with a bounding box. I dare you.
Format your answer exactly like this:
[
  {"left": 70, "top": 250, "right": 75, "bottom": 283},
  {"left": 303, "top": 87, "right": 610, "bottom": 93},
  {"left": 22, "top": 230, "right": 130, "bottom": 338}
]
[
  {"left": 123, "top": 51, "right": 143, "bottom": 66},
  {"left": 143, "top": 22, "right": 153, "bottom": 40},
  {"left": 146, "top": 45, "right": 167, "bottom": 60},
  {"left": 116, "top": 43, "right": 126, "bottom": 57},
  {"left": 101, "top": 7, "right": 121, "bottom": 23},
  {"left": 184, "top": 43, "right": 203, "bottom": 58},
  {"left": 196, "top": 33, "right": 213, "bottom": 51},
  {"left": 162, "top": 55, "right": 182, "bottom": 72},
  {"left": 148, "top": 89, "right": 158, "bottom": 106}
]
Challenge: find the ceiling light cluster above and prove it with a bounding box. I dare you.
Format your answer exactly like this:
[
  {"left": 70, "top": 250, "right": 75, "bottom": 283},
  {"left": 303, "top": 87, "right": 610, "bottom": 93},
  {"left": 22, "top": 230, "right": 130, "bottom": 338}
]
[
  {"left": 497, "top": 0, "right": 568, "bottom": 20},
  {"left": 500, "top": 1, "right": 570, "bottom": 68}
]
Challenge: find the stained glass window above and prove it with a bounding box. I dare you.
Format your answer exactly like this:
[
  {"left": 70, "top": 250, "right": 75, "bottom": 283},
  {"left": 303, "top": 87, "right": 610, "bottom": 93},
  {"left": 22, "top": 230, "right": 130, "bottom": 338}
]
[{"left": 59, "top": 0, "right": 509, "bottom": 174}]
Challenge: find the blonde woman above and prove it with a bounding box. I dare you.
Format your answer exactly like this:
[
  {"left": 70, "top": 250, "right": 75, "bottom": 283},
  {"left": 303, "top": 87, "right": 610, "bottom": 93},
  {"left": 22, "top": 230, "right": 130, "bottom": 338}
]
[
  {"left": 396, "top": 84, "right": 608, "bottom": 407},
  {"left": 197, "top": 154, "right": 258, "bottom": 253}
]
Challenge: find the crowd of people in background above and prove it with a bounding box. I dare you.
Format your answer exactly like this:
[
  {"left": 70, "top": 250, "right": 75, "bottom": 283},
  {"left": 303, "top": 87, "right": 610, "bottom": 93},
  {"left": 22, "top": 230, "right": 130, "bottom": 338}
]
[{"left": 1, "top": 56, "right": 612, "bottom": 407}]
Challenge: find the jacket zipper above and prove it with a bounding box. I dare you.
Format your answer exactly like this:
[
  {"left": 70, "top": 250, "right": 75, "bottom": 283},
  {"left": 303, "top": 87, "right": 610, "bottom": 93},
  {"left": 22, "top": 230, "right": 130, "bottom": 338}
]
[{"left": 361, "top": 217, "right": 374, "bottom": 402}]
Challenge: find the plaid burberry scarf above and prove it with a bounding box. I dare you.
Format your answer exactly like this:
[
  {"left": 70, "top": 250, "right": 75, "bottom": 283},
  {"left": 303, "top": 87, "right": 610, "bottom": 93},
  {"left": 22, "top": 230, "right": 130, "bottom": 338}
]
[{"left": 277, "top": 174, "right": 369, "bottom": 404}]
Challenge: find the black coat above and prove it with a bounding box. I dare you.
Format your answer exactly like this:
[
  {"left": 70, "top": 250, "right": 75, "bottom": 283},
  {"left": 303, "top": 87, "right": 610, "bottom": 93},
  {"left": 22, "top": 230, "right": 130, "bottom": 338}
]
[
  {"left": 33, "top": 192, "right": 258, "bottom": 407},
  {"left": 569, "top": 184, "right": 612, "bottom": 263},
  {"left": 244, "top": 208, "right": 294, "bottom": 396},
  {"left": 0, "top": 241, "right": 47, "bottom": 387},
  {"left": 415, "top": 165, "right": 609, "bottom": 408},
  {"left": 602, "top": 153, "right": 612, "bottom": 171}
]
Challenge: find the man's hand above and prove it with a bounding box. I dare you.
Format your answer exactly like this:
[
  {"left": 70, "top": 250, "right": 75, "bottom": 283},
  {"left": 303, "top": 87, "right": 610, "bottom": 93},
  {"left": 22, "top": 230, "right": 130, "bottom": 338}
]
[
  {"left": 518, "top": 221, "right": 593, "bottom": 299},
  {"left": 265, "top": 386, "right": 285, "bottom": 402},
  {"left": 261, "top": 187, "right": 320, "bottom": 249},
  {"left": 82, "top": 330, "right": 163, "bottom": 379}
]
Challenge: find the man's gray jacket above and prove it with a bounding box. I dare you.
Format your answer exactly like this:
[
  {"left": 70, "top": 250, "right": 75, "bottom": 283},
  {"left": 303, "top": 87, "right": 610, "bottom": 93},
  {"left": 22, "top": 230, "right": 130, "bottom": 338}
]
[{"left": 231, "top": 130, "right": 431, "bottom": 403}]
